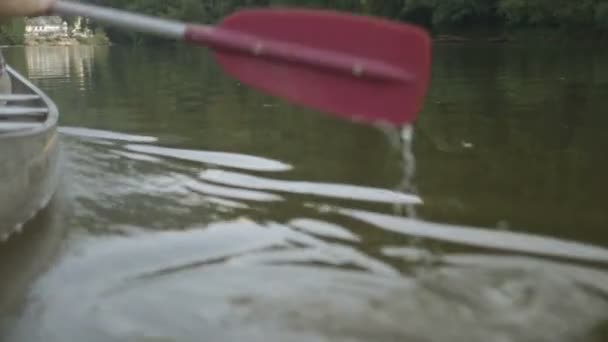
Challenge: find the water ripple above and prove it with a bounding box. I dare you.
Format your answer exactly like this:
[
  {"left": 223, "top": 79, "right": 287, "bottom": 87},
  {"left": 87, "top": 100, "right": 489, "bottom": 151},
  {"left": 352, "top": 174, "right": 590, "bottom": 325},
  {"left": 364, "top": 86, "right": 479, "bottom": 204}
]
[
  {"left": 59, "top": 127, "right": 158, "bottom": 143},
  {"left": 341, "top": 208, "right": 608, "bottom": 264},
  {"left": 288, "top": 218, "right": 361, "bottom": 242},
  {"left": 6, "top": 225, "right": 607, "bottom": 342},
  {"left": 200, "top": 169, "right": 422, "bottom": 205},
  {"left": 126, "top": 144, "right": 292, "bottom": 172}
]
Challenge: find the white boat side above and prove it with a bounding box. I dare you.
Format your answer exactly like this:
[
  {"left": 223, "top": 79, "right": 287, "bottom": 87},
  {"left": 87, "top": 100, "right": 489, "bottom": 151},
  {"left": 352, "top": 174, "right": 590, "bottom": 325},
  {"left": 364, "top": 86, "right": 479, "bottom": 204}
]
[{"left": 0, "top": 66, "right": 61, "bottom": 241}]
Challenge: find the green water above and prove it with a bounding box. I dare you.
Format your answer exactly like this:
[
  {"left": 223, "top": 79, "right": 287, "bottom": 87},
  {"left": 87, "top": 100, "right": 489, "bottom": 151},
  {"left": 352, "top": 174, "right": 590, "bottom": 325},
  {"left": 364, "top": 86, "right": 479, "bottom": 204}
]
[{"left": 0, "top": 43, "right": 607, "bottom": 341}]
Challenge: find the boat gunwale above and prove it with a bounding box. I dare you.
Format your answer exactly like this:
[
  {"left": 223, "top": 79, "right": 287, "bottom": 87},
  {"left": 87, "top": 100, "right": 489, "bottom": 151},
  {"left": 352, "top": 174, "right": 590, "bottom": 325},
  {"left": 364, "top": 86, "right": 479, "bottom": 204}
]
[{"left": 0, "top": 65, "right": 59, "bottom": 138}]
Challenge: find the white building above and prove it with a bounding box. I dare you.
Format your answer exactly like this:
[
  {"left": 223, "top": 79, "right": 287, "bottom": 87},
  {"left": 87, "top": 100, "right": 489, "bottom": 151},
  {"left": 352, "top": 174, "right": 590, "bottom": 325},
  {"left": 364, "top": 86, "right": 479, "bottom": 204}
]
[{"left": 25, "top": 16, "right": 86, "bottom": 37}]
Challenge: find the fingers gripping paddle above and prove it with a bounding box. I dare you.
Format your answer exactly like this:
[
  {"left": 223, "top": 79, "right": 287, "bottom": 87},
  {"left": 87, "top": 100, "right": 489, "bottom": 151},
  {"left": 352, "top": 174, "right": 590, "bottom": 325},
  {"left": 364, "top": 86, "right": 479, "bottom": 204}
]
[{"left": 52, "top": 1, "right": 432, "bottom": 126}]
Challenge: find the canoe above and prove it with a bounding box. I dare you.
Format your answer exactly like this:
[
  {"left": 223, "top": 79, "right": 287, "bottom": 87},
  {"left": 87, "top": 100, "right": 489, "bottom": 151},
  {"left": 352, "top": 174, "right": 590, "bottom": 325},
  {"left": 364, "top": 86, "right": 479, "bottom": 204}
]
[{"left": 0, "top": 65, "right": 60, "bottom": 242}]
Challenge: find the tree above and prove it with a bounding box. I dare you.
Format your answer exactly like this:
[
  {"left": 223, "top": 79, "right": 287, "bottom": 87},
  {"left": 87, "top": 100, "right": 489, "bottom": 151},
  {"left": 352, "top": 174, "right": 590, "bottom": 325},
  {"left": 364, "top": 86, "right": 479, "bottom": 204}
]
[{"left": 0, "top": 18, "right": 25, "bottom": 45}]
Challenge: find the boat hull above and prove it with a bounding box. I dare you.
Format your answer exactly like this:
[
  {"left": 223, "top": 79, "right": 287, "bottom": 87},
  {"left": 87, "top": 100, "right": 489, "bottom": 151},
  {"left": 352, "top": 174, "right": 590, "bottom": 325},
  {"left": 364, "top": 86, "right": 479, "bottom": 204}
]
[{"left": 0, "top": 67, "right": 60, "bottom": 241}]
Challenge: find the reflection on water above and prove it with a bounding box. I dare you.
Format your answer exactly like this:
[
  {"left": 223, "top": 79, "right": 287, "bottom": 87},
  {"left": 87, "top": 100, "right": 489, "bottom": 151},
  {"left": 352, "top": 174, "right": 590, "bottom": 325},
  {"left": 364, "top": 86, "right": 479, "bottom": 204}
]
[
  {"left": 0, "top": 44, "right": 607, "bottom": 341},
  {"left": 25, "top": 45, "right": 97, "bottom": 82},
  {"left": 0, "top": 185, "right": 68, "bottom": 327}
]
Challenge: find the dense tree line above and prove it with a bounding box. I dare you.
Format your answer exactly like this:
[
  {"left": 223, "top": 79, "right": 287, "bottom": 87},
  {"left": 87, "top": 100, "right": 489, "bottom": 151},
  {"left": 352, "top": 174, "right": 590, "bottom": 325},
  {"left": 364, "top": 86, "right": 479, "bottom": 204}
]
[
  {"left": 3, "top": 0, "right": 608, "bottom": 44},
  {"left": 0, "top": 18, "right": 25, "bottom": 45},
  {"left": 91, "top": 0, "right": 608, "bottom": 43},
  {"left": 401, "top": 0, "right": 608, "bottom": 30}
]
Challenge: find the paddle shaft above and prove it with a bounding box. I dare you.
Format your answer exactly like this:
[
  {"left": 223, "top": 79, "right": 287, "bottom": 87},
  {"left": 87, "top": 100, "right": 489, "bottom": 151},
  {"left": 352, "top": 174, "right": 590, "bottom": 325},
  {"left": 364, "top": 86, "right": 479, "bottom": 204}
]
[{"left": 52, "top": 1, "right": 412, "bottom": 83}]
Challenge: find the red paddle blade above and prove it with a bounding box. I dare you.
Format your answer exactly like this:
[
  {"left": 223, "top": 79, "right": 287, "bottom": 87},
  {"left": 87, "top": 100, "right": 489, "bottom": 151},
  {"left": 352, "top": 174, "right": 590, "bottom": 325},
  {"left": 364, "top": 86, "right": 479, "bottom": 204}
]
[{"left": 210, "top": 9, "right": 431, "bottom": 125}]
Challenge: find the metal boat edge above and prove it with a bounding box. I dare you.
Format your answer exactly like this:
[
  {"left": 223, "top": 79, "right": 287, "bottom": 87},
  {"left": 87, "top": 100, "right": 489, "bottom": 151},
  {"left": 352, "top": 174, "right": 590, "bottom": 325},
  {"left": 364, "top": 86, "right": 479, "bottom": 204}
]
[{"left": 0, "top": 66, "right": 61, "bottom": 242}]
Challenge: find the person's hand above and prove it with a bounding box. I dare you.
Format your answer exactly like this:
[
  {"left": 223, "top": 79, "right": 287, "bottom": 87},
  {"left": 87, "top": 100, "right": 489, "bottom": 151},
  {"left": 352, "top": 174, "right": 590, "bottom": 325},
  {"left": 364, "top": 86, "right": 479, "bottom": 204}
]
[{"left": 0, "top": 0, "right": 55, "bottom": 17}]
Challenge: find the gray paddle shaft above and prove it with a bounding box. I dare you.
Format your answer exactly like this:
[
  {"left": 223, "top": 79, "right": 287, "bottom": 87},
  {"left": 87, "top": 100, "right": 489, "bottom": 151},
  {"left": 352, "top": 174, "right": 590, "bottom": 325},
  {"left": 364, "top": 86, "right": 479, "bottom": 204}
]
[{"left": 53, "top": 1, "right": 188, "bottom": 40}]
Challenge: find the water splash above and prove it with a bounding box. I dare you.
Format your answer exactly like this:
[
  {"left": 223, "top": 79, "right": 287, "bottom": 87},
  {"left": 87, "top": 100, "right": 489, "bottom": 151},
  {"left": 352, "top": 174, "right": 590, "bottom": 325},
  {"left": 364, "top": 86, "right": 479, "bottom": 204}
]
[
  {"left": 377, "top": 123, "right": 419, "bottom": 217},
  {"left": 397, "top": 125, "right": 418, "bottom": 218}
]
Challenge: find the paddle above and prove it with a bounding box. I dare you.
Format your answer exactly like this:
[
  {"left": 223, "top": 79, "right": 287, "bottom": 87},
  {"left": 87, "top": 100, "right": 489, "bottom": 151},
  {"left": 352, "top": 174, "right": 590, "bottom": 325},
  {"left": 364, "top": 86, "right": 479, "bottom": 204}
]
[{"left": 51, "top": 1, "right": 432, "bottom": 126}]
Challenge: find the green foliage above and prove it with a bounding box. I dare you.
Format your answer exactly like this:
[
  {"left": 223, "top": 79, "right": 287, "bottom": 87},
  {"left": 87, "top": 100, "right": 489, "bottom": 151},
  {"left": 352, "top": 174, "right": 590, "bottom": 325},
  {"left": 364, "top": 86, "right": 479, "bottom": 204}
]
[
  {"left": 0, "top": 0, "right": 606, "bottom": 45},
  {"left": 403, "top": 0, "right": 499, "bottom": 27},
  {"left": 498, "top": 0, "right": 596, "bottom": 28},
  {"left": 76, "top": 0, "right": 608, "bottom": 43},
  {"left": 402, "top": 0, "right": 608, "bottom": 31},
  {"left": 0, "top": 18, "right": 25, "bottom": 45},
  {"left": 62, "top": 16, "right": 79, "bottom": 36},
  {"left": 76, "top": 29, "right": 111, "bottom": 45},
  {"left": 596, "top": 3, "right": 608, "bottom": 30}
]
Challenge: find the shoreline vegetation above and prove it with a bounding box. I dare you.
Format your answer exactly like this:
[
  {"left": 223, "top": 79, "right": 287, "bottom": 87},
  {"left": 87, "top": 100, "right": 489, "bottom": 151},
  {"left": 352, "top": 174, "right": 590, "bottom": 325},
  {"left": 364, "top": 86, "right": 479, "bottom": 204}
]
[
  {"left": 86, "top": 0, "right": 608, "bottom": 45},
  {"left": 24, "top": 32, "right": 111, "bottom": 47},
  {"left": 0, "top": 16, "right": 111, "bottom": 47},
  {"left": 1, "top": 0, "right": 606, "bottom": 46}
]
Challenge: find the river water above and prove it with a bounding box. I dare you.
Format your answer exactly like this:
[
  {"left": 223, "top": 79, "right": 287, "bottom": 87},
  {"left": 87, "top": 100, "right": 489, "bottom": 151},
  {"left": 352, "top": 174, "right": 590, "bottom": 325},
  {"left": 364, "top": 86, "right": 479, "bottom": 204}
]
[{"left": 0, "top": 43, "right": 607, "bottom": 341}]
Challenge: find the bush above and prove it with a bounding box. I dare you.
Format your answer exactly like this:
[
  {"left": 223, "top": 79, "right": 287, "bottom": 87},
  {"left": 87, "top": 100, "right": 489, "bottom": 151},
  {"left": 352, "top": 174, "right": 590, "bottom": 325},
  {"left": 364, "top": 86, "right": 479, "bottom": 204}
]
[
  {"left": 596, "top": 3, "right": 608, "bottom": 30},
  {"left": 0, "top": 18, "right": 25, "bottom": 45},
  {"left": 403, "top": 0, "right": 608, "bottom": 32}
]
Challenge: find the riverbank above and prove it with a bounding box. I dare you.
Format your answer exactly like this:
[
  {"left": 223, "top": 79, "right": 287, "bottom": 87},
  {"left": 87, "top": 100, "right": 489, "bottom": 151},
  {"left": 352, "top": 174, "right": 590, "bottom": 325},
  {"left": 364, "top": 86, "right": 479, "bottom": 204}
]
[
  {"left": 24, "top": 33, "right": 111, "bottom": 47},
  {"left": 431, "top": 28, "right": 608, "bottom": 45},
  {"left": 16, "top": 28, "right": 606, "bottom": 47}
]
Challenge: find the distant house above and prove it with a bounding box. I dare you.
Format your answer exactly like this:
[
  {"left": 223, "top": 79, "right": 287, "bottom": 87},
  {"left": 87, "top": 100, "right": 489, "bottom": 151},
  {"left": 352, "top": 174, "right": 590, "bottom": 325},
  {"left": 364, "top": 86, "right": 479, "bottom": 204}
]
[{"left": 25, "top": 17, "right": 69, "bottom": 37}]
